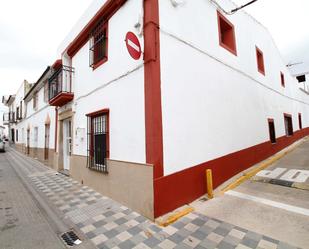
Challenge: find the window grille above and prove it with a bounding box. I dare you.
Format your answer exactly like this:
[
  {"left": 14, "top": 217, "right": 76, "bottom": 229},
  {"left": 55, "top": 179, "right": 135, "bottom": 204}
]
[
  {"left": 87, "top": 111, "right": 109, "bottom": 173},
  {"left": 284, "top": 115, "right": 293, "bottom": 136},
  {"left": 89, "top": 19, "right": 108, "bottom": 68},
  {"left": 268, "top": 119, "right": 276, "bottom": 144}
]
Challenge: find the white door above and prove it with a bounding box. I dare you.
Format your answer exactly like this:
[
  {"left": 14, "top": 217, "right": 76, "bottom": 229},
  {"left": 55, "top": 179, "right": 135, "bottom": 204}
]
[{"left": 63, "top": 120, "right": 72, "bottom": 170}]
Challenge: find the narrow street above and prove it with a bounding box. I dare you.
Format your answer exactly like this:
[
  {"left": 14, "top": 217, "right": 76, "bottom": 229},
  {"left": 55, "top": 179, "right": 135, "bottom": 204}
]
[
  {"left": 1, "top": 144, "right": 307, "bottom": 248},
  {"left": 0, "top": 148, "right": 65, "bottom": 249}
]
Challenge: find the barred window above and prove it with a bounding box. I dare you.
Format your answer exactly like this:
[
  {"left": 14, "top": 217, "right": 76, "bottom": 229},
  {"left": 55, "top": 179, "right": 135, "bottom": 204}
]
[
  {"left": 87, "top": 110, "right": 109, "bottom": 173},
  {"left": 89, "top": 19, "right": 108, "bottom": 69}
]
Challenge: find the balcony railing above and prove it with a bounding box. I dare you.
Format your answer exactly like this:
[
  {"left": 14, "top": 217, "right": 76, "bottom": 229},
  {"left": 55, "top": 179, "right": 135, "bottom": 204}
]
[
  {"left": 3, "top": 113, "right": 9, "bottom": 125},
  {"left": 48, "top": 65, "right": 75, "bottom": 107},
  {"left": 7, "top": 111, "right": 16, "bottom": 123}
]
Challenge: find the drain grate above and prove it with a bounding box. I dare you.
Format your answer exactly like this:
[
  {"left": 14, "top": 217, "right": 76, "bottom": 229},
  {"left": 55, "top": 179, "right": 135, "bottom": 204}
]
[
  {"left": 61, "top": 230, "right": 82, "bottom": 247},
  {"left": 269, "top": 179, "right": 293, "bottom": 187}
]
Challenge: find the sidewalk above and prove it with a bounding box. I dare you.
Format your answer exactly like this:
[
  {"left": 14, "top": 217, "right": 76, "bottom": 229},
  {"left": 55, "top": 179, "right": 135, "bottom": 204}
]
[{"left": 7, "top": 148, "right": 302, "bottom": 249}]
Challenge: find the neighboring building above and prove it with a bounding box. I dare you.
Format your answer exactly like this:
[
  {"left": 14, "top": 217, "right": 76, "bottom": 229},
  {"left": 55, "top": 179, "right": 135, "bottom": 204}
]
[
  {"left": 45, "top": 0, "right": 309, "bottom": 219},
  {"left": 289, "top": 63, "right": 309, "bottom": 93},
  {"left": 0, "top": 125, "right": 5, "bottom": 138},
  {"left": 15, "top": 68, "right": 57, "bottom": 168},
  {"left": 2, "top": 94, "right": 17, "bottom": 143}
]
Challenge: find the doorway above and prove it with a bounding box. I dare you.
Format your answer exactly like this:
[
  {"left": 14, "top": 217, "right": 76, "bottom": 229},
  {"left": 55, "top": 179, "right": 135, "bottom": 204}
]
[
  {"left": 26, "top": 129, "right": 30, "bottom": 155},
  {"left": 62, "top": 119, "right": 72, "bottom": 171},
  {"left": 44, "top": 124, "right": 50, "bottom": 160}
]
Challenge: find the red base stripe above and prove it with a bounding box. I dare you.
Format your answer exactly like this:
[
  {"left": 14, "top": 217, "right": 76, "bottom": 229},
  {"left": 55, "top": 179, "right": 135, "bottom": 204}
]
[{"left": 154, "top": 128, "right": 309, "bottom": 217}]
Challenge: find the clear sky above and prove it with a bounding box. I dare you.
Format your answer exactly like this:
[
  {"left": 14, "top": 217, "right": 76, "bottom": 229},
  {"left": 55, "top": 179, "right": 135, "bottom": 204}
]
[{"left": 0, "top": 0, "right": 309, "bottom": 115}]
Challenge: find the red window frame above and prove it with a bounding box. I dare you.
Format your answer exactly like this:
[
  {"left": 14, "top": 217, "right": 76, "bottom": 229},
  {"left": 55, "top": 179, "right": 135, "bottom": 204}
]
[
  {"left": 283, "top": 113, "right": 293, "bottom": 136},
  {"left": 267, "top": 118, "right": 276, "bottom": 144},
  {"left": 217, "top": 11, "right": 237, "bottom": 56},
  {"left": 280, "top": 72, "right": 285, "bottom": 87},
  {"left": 86, "top": 109, "right": 110, "bottom": 172},
  {"left": 90, "top": 21, "right": 109, "bottom": 70},
  {"left": 298, "top": 113, "right": 302, "bottom": 130},
  {"left": 256, "top": 46, "right": 265, "bottom": 75}
]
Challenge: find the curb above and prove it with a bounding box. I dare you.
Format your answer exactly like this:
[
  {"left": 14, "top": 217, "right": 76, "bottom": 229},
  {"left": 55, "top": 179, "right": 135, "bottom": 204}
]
[{"left": 220, "top": 137, "right": 308, "bottom": 193}]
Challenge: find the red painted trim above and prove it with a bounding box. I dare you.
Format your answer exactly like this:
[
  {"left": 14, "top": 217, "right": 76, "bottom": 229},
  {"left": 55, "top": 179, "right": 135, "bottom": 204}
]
[
  {"left": 154, "top": 128, "right": 309, "bottom": 217},
  {"left": 66, "top": 0, "right": 126, "bottom": 57},
  {"left": 298, "top": 113, "right": 302, "bottom": 130},
  {"left": 87, "top": 109, "right": 110, "bottom": 159},
  {"left": 217, "top": 11, "right": 237, "bottom": 56},
  {"left": 86, "top": 108, "right": 110, "bottom": 117},
  {"left": 49, "top": 92, "right": 74, "bottom": 107},
  {"left": 143, "top": 0, "right": 164, "bottom": 179},
  {"left": 92, "top": 22, "right": 109, "bottom": 70},
  {"left": 280, "top": 72, "right": 285, "bottom": 87},
  {"left": 55, "top": 107, "right": 58, "bottom": 151},
  {"left": 256, "top": 46, "right": 265, "bottom": 75},
  {"left": 52, "top": 59, "right": 62, "bottom": 70}
]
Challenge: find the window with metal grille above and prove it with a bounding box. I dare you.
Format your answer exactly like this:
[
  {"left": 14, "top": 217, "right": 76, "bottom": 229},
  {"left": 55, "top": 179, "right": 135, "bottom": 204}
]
[
  {"left": 89, "top": 19, "right": 108, "bottom": 69},
  {"left": 267, "top": 119, "right": 276, "bottom": 144},
  {"left": 284, "top": 114, "right": 293, "bottom": 136},
  {"left": 87, "top": 109, "right": 109, "bottom": 173}
]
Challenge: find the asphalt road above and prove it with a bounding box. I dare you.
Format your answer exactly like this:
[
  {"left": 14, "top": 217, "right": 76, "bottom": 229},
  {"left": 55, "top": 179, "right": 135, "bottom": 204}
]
[
  {"left": 192, "top": 138, "right": 309, "bottom": 249},
  {"left": 0, "top": 148, "right": 66, "bottom": 249}
]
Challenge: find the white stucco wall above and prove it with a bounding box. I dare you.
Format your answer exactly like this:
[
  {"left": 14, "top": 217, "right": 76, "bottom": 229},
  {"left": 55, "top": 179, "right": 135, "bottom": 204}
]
[
  {"left": 159, "top": 0, "right": 309, "bottom": 176},
  {"left": 70, "top": 0, "right": 146, "bottom": 164},
  {"left": 15, "top": 82, "right": 56, "bottom": 150}
]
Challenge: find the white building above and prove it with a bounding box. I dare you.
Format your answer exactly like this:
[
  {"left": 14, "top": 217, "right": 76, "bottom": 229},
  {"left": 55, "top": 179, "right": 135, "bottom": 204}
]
[{"left": 5, "top": 0, "right": 309, "bottom": 219}]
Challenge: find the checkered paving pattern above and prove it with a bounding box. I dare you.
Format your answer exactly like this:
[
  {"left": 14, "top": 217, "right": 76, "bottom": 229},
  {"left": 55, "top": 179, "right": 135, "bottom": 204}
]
[{"left": 30, "top": 172, "right": 301, "bottom": 249}]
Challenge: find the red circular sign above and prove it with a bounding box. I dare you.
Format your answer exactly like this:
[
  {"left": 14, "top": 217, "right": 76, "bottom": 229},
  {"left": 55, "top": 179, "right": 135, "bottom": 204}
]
[{"left": 125, "top": 32, "right": 141, "bottom": 60}]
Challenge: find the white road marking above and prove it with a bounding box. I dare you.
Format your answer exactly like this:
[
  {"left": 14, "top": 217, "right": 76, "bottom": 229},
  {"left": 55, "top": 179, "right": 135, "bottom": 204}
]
[
  {"left": 226, "top": 190, "right": 309, "bottom": 217},
  {"left": 256, "top": 168, "right": 309, "bottom": 183},
  {"left": 127, "top": 39, "right": 140, "bottom": 52},
  {"left": 280, "top": 169, "right": 309, "bottom": 183},
  {"left": 256, "top": 168, "right": 287, "bottom": 178}
]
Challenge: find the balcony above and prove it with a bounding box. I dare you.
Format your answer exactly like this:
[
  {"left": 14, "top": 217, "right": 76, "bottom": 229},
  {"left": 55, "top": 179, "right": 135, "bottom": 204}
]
[
  {"left": 49, "top": 65, "right": 75, "bottom": 107},
  {"left": 3, "top": 113, "right": 9, "bottom": 125}
]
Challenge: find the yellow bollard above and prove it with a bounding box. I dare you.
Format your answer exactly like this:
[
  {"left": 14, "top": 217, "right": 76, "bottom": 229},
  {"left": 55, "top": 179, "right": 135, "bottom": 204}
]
[{"left": 206, "top": 169, "right": 214, "bottom": 199}]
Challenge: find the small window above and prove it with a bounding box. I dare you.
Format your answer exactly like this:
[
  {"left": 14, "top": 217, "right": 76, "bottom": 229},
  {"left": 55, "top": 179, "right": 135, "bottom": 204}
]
[
  {"left": 89, "top": 20, "right": 108, "bottom": 69},
  {"left": 280, "top": 72, "right": 285, "bottom": 87},
  {"left": 296, "top": 75, "right": 306, "bottom": 83},
  {"left": 298, "top": 113, "right": 302, "bottom": 130},
  {"left": 86, "top": 109, "right": 109, "bottom": 173},
  {"left": 33, "top": 92, "right": 38, "bottom": 110},
  {"left": 217, "top": 11, "right": 237, "bottom": 55},
  {"left": 284, "top": 114, "right": 293, "bottom": 136},
  {"left": 268, "top": 119, "right": 276, "bottom": 144},
  {"left": 256, "top": 46, "right": 265, "bottom": 75},
  {"left": 44, "top": 81, "right": 49, "bottom": 103}
]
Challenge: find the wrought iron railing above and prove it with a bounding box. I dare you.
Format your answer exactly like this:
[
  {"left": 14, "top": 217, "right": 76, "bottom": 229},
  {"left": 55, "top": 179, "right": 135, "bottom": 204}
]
[{"left": 48, "top": 65, "right": 75, "bottom": 100}]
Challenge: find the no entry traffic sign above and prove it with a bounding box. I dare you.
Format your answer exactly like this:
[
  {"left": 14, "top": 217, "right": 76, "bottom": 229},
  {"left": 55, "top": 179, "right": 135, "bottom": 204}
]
[{"left": 125, "top": 32, "right": 141, "bottom": 60}]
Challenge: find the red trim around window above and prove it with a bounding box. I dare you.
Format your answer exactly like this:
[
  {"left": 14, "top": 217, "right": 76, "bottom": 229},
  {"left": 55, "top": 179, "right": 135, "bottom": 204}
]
[
  {"left": 298, "top": 113, "right": 302, "bottom": 130},
  {"left": 92, "top": 22, "right": 109, "bottom": 71},
  {"left": 86, "top": 108, "right": 110, "bottom": 159},
  {"left": 217, "top": 11, "right": 237, "bottom": 56},
  {"left": 256, "top": 46, "right": 265, "bottom": 75},
  {"left": 280, "top": 72, "right": 285, "bottom": 87},
  {"left": 66, "top": 0, "right": 126, "bottom": 57}
]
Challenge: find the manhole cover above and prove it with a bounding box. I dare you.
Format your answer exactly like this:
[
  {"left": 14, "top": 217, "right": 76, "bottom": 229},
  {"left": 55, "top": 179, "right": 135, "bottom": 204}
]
[{"left": 61, "top": 230, "right": 82, "bottom": 247}]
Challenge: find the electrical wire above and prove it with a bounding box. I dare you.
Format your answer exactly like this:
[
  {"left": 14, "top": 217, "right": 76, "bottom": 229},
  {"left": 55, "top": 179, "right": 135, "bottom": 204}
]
[{"left": 209, "top": 0, "right": 258, "bottom": 15}]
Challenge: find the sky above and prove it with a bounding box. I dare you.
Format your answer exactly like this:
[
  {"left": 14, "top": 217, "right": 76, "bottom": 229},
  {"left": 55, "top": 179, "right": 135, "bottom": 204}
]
[{"left": 0, "top": 0, "right": 309, "bottom": 118}]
